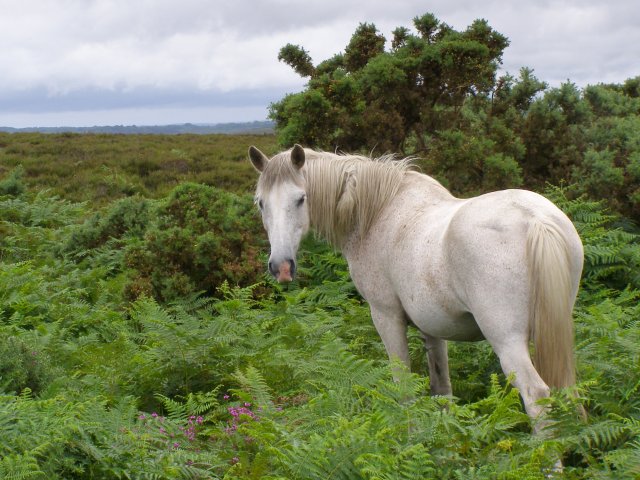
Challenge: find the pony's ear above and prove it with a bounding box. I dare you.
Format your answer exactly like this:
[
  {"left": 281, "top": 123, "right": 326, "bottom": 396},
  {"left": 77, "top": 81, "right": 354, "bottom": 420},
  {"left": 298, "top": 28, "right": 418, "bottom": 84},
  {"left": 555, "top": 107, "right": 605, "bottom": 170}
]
[
  {"left": 291, "top": 144, "right": 305, "bottom": 170},
  {"left": 248, "top": 146, "right": 269, "bottom": 172}
]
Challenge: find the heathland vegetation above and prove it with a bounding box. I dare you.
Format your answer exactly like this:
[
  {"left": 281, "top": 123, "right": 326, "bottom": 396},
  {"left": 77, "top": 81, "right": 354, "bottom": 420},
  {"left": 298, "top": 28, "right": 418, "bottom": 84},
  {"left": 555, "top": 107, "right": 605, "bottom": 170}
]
[{"left": 1, "top": 12, "right": 639, "bottom": 479}]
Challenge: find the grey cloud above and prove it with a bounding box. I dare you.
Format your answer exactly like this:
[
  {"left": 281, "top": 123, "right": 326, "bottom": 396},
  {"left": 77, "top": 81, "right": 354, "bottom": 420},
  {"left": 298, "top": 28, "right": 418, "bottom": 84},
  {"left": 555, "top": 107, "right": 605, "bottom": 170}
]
[
  {"left": 0, "top": 86, "right": 292, "bottom": 113},
  {"left": 0, "top": 0, "right": 637, "bottom": 127}
]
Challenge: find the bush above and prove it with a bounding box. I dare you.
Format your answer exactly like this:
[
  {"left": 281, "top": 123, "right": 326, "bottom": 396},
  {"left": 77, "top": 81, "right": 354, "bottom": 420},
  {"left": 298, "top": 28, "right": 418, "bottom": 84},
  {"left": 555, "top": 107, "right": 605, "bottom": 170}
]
[
  {"left": 424, "top": 129, "right": 523, "bottom": 195},
  {"left": 125, "top": 183, "right": 265, "bottom": 301},
  {"left": 0, "top": 165, "right": 26, "bottom": 197},
  {"left": 63, "top": 195, "right": 153, "bottom": 255},
  {"left": 0, "top": 336, "right": 55, "bottom": 395}
]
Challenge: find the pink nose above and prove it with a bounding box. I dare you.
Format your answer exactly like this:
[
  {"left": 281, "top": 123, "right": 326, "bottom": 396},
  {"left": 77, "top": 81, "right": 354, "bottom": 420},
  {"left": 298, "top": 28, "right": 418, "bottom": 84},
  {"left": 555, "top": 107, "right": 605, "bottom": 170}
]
[{"left": 276, "top": 261, "right": 293, "bottom": 282}]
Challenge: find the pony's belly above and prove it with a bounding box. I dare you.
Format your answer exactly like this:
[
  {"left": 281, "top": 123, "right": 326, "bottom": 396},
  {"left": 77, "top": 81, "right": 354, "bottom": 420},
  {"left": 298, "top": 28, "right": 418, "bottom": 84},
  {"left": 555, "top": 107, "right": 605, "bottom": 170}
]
[{"left": 409, "top": 309, "right": 484, "bottom": 342}]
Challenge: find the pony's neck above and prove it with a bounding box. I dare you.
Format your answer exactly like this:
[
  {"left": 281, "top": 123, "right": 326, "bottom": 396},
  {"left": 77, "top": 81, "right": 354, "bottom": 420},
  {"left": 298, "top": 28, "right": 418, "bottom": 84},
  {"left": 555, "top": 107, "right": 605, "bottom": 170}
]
[{"left": 304, "top": 152, "right": 410, "bottom": 248}]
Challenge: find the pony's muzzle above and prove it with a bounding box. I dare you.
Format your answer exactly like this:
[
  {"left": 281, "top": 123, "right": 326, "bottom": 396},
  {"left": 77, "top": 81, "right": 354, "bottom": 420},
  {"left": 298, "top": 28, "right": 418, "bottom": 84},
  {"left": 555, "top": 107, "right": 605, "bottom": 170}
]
[{"left": 269, "top": 258, "right": 296, "bottom": 283}]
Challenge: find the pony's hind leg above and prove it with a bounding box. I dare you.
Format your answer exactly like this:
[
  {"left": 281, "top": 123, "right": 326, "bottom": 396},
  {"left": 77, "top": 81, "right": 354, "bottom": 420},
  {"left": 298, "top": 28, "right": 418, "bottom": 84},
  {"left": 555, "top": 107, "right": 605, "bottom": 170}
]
[
  {"left": 423, "top": 334, "right": 452, "bottom": 396},
  {"left": 469, "top": 296, "right": 553, "bottom": 430},
  {"left": 497, "top": 342, "right": 566, "bottom": 473},
  {"left": 493, "top": 340, "right": 551, "bottom": 432}
]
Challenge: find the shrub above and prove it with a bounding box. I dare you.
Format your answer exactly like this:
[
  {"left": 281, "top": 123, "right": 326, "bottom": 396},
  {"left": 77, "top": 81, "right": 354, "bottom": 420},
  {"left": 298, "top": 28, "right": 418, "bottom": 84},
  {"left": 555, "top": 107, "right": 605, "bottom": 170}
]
[
  {"left": 424, "top": 129, "right": 523, "bottom": 195},
  {"left": 63, "top": 195, "right": 153, "bottom": 255},
  {"left": 125, "top": 183, "right": 265, "bottom": 301},
  {"left": 0, "top": 336, "right": 55, "bottom": 395},
  {"left": 0, "top": 165, "right": 26, "bottom": 197}
]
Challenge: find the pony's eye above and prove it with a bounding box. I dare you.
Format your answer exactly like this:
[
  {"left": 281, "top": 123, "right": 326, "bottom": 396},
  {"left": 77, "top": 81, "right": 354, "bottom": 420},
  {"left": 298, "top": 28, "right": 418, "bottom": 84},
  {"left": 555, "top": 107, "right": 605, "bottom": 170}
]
[
  {"left": 296, "top": 195, "right": 306, "bottom": 207},
  {"left": 257, "top": 199, "right": 264, "bottom": 210}
]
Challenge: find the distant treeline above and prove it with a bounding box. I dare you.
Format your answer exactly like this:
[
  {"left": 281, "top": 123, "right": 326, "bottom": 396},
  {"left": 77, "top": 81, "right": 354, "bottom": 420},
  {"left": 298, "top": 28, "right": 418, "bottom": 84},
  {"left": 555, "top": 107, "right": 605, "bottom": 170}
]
[{"left": 0, "top": 120, "right": 275, "bottom": 135}]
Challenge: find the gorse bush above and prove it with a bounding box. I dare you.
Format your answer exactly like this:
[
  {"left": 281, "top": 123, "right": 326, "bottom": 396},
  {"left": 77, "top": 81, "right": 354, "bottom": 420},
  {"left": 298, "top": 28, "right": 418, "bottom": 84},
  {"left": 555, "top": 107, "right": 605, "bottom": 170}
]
[
  {"left": 424, "top": 128, "right": 524, "bottom": 195},
  {"left": 273, "top": 12, "right": 640, "bottom": 223},
  {"left": 125, "top": 183, "right": 265, "bottom": 301},
  {"left": 44, "top": 180, "right": 266, "bottom": 302},
  {"left": 63, "top": 195, "right": 153, "bottom": 255}
]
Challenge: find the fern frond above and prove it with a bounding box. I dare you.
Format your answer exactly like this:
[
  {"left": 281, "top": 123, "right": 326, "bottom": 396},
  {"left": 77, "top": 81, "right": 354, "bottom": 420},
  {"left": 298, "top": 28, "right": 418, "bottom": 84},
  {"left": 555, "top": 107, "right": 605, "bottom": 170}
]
[
  {"left": 232, "top": 366, "right": 273, "bottom": 409},
  {"left": 0, "top": 453, "right": 44, "bottom": 479},
  {"left": 155, "top": 389, "right": 220, "bottom": 421},
  {"left": 602, "top": 439, "right": 640, "bottom": 479},
  {"left": 573, "top": 419, "right": 631, "bottom": 451}
]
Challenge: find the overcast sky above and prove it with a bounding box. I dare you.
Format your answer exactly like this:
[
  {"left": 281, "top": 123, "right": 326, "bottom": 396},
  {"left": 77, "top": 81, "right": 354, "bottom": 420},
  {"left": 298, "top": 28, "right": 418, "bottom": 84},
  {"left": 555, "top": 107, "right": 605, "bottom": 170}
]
[{"left": 0, "top": 0, "right": 638, "bottom": 128}]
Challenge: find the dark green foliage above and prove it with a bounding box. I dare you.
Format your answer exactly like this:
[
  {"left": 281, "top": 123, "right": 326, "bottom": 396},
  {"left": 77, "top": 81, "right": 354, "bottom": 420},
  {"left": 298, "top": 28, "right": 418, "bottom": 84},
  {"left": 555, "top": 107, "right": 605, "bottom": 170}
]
[
  {"left": 0, "top": 336, "right": 55, "bottom": 394},
  {"left": 278, "top": 43, "right": 315, "bottom": 77},
  {"left": 425, "top": 128, "right": 523, "bottom": 195},
  {"left": 46, "top": 181, "right": 267, "bottom": 303},
  {"left": 125, "top": 183, "right": 264, "bottom": 301},
  {"left": 0, "top": 165, "right": 26, "bottom": 197},
  {"left": 63, "top": 195, "right": 152, "bottom": 255},
  {"left": 570, "top": 113, "right": 640, "bottom": 219},
  {"left": 271, "top": 12, "right": 509, "bottom": 154},
  {"left": 272, "top": 12, "right": 640, "bottom": 225},
  {"left": 269, "top": 89, "right": 337, "bottom": 148},
  {"left": 344, "top": 23, "right": 386, "bottom": 72}
]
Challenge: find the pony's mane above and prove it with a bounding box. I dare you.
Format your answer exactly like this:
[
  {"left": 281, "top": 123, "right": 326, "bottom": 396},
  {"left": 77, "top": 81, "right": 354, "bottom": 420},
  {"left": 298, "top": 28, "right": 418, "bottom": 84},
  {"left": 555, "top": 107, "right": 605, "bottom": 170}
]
[{"left": 257, "top": 149, "right": 413, "bottom": 246}]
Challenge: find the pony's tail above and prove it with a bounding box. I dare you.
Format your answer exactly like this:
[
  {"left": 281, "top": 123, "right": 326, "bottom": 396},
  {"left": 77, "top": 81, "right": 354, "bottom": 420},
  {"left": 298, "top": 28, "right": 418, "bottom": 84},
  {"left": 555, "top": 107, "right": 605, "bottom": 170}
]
[{"left": 527, "top": 219, "right": 576, "bottom": 389}]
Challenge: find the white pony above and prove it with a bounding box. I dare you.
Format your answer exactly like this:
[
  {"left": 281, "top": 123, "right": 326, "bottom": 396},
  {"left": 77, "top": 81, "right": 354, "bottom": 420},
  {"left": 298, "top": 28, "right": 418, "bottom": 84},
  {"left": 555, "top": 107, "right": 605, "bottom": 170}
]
[{"left": 248, "top": 144, "right": 583, "bottom": 428}]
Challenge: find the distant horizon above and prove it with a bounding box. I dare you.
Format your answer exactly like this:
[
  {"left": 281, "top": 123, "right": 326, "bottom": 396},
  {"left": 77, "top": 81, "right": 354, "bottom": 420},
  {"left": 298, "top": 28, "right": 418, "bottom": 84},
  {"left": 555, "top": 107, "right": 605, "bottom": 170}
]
[
  {"left": 0, "top": 119, "right": 272, "bottom": 128},
  {"left": 0, "top": 103, "right": 277, "bottom": 130},
  {"left": 0, "top": 120, "right": 276, "bottom": 136}
]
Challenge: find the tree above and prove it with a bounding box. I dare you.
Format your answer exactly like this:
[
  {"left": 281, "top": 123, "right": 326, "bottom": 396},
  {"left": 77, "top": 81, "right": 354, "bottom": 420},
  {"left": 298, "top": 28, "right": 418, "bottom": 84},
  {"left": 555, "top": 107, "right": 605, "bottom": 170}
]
[
  {"left": 271, "top": 14, "right": 640, "bottom": 223},
  {"left": 270, "top": 13, "right": 509, "bottom": 155},
  {"left": 278, "top": 44, "right": 315, "bottom": 78},
  {"left": 344, "top": 23, "right": 386, "bottom": 72}
]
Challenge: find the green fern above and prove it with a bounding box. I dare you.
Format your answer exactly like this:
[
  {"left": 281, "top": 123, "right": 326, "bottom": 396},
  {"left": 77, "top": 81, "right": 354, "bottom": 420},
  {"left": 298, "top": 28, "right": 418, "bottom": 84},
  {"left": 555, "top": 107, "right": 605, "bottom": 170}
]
[
  {"left": 282, "top": 417, "right": 380, "bottom": 480},
  {"left": 545, "top": 185, "right": 640, "bottom": 290},
  {"left": 0, "top": 453, "right": 44, "bottom": 479},
  {"left": 232, "top": 366, "right": 274, "bottom": 410},
  {"left": 356, "top": 444, "right": 436, "bottom": 480},
  {"left": 155, "top": 389, "right": 221, "bottom": 421},
  {"left": 602, "top": 439, "right": 640, "bottom": 479},
  {"left": 573, "top": 419, "right": 631, "bottom": 451},
  {"left": 3, "top": 177, "right": 640, "bottom": 478}
]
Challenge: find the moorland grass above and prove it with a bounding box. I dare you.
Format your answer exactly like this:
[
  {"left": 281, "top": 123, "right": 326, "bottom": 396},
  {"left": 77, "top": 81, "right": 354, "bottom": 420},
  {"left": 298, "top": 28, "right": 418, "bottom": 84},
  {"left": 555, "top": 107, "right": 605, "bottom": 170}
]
[{"left": 0, "top": 132, "right": 278, "bottom": 204}]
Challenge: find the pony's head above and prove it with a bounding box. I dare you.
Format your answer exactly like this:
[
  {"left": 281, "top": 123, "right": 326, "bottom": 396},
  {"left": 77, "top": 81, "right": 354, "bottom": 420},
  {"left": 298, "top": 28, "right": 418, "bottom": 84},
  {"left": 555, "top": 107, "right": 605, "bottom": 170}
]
[{"left": 249, "top": 144, "right": 309, "bottom": 282}]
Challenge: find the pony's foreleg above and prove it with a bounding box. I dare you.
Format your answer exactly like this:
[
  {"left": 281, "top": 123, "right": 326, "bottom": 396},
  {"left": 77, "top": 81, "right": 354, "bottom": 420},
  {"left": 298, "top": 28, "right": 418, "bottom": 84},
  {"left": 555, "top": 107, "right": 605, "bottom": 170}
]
[
  {"left": 370, "top": 307, "right": 410, "bottom": 379},
  {"left": 423, "top": 335, "right": 452, "bottom": 396}
]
